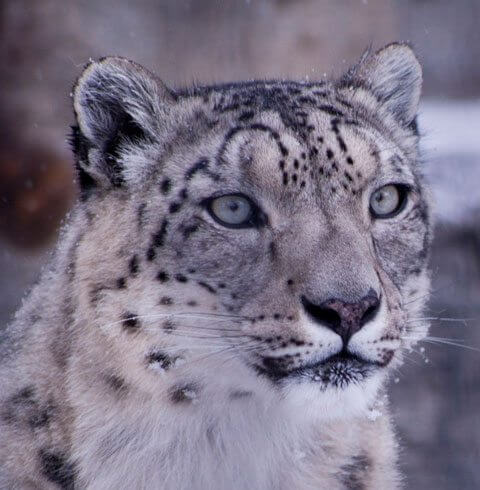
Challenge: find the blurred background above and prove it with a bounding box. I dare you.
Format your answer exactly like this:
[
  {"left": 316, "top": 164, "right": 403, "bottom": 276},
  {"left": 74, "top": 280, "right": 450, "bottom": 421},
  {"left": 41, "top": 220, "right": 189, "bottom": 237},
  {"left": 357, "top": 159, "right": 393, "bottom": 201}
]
[{"left": 0, "top": 1, "right": 479, "bottom": 488}]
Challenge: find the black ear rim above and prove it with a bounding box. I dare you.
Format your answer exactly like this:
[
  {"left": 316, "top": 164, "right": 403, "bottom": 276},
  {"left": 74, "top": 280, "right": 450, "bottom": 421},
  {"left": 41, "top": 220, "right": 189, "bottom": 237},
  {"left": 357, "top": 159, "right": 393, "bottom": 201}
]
[{"left": 69, "top": 125, "right": 97, "bottom": 200}]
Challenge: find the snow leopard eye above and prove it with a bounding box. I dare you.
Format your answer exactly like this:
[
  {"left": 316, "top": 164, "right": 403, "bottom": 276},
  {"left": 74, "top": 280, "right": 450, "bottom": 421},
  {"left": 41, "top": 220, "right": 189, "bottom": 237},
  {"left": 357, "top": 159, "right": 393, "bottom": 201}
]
[
  {"left": 370, "top": 184, "right": 409, "bottom": 219},
  {"left": 206, "top": 194, "right": 261, "bottom": 228}
]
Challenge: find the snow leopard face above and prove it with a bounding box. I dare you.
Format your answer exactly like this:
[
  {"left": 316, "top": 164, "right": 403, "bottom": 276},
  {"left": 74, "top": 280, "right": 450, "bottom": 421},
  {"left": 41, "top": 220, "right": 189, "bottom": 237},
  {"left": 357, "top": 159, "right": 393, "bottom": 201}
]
[{"left": 71, "top": 44, "right": 431, "bottom": 419}]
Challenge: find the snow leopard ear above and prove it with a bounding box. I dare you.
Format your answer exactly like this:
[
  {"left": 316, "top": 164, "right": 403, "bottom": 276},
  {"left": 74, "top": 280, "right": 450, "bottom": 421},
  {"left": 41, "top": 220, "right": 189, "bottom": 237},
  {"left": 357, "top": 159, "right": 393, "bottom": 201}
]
[
  {"left": 71, "top": 57, "right": 175, "bottom": 196},
  {"left": 341, "top": 43, "right": 422, "bottom": 127}
]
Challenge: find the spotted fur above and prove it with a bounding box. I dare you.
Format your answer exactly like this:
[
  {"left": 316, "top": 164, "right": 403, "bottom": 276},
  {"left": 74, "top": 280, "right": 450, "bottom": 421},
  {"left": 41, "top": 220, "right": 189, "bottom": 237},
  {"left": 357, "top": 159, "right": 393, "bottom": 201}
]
[{"left": 0, "top": 43, "right": 431, "bottom": 489}]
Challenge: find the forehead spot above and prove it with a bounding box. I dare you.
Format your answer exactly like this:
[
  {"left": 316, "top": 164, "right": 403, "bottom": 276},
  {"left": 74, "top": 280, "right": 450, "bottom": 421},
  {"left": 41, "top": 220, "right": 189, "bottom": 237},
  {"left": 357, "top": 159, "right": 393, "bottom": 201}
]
[
  {"left": 160, "top": 296, "right": 174, "bottom": 306},
  {"left": 157, "top": 271, "right": 170, "bottom": 282},
  {"left": 160, "top": 178, "right": 171, "bottom": 195}
]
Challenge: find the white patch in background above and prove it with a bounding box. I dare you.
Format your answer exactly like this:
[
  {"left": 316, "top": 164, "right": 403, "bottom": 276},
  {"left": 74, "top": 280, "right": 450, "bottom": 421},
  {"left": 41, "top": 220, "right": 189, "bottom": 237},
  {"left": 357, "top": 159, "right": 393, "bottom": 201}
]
[{"left": 420, "top": 99, "right": 480, "bottom": 223}]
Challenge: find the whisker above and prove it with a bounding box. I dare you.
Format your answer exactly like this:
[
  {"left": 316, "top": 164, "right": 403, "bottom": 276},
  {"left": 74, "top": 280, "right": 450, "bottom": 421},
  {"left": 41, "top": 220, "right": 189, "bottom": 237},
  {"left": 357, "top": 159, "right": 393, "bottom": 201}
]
[
  {"left": 404, "top": 337, "right": 480, "bottom": 353},
  {"left": 173, "top": 325, "right": 245, "bottom": 334},
  {"left": 403, "top": 280, "right": 458, "bottom": 306},
  {"left": 101, "top": 312, "right": 251, "bottom": 331},
  {"left": 403, "top": 335, "right": 466, "bottom": 343},
  {"left": 177, "top": 340, "right": 257, "bottom": 367},
  {"left": 407, "top": 317, "right": 474, "bottom": 325},
  {"left": 161, "top": 331, "right": 250, "bottom": 341}
]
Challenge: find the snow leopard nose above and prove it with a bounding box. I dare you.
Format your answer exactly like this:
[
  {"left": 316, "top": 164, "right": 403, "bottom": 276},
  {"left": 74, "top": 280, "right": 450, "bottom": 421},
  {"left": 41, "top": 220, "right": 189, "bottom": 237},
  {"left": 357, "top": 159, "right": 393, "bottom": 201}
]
[{"left": 301, "top": 291, "right": 380, "bottom": 344}]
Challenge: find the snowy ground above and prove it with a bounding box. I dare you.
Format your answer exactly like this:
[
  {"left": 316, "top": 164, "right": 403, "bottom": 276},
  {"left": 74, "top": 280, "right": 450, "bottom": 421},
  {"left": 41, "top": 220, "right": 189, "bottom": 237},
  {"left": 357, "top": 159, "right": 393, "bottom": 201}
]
[{"left": 0, "top": 99, "right": 479, "bottom": 489}]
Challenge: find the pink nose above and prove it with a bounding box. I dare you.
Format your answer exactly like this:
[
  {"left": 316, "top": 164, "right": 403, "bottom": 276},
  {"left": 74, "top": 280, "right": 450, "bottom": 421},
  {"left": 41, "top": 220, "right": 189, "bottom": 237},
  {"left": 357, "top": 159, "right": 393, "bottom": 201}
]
[{"left": 301, "top": 291, "right": 380, "bottom": 344}]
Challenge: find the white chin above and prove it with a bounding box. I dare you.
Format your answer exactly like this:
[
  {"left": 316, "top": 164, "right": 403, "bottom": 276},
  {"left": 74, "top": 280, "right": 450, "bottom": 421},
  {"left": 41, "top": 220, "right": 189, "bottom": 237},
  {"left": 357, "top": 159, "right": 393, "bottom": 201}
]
[{"left": 281, "top": 371, "right": 385, "bottom": 422}]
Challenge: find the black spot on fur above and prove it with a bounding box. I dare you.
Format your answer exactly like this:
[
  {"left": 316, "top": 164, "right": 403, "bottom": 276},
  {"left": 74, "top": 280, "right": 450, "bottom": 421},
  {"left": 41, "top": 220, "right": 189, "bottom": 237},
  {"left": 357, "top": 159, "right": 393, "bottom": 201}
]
[
  {"left": 298, "top": 96, "right": 316, "bottom": 104},
  {"left": 39, "top": 450, "right": 75, "bottom": 490},
  {"left": 169, "top": 202, "right": 182, "bottom": 213},
  {"left": 11, "top": 386, "right": 34, "bottom": 404},
  {"left": 157, "top": 271, "right": 170, "bottom": 283},
  {"left": 337, "top": 136, "right": 347, "bottom": 152},
  {"left": 347, "top": 156, "right": 354, "bottom": 165},
  {"left": 197, "top": 281, "right": 216, "bottom": 294},
  {"left": 29, "top": 404, "right": 54, "bottom": 429},
  {"left": 160, "top": 178, "right": 172, "bottom": 195},
  {"left": 318, "top": 105, "right": 344, "bottom": 117},
  {"left": 1, "top": 386, "right": 54, "bottom": 429},
  {"left": 278, "top": 141, "right": 289, "bottom": 156},
  {"left": 104, "top": 374, "right": 127, "bottom": 393},
  {"left": 146, "top": 247, "right": 156, "bottom": 261},
  {"left": 183, "top": 224, "right": 199, "bottom": 238},
  {"left": 122, "top": 312, "right": 140, "bottom": 331},
  {"left": 169, "top": 382, "right": 199, "bottom": 404},
  {"left": 175, "top": 274, "right": 188, "bottom": 283},
  {"left": 340, "top": 454, "right": 371, "bottom": 490},
  {"left": 238, "top": 110, "right": 255, "bottom": 121},
  {"left": 331, "top": 118, "right": 340, "bottom": 134},
  {"left": 269, "top": 241, "right": 276, "bottom": 260},
  {"left": 163, "top": 319, "right": 176, "bottom": 331},
  {"left": 147, "top": 351, "right": 173, "bottom": 370},
  {"left": 160, "top": 296, "right": 174, "bottom": 306},
  {"left": 137, "top": 203, "right": 147, "bottom": 227},
  {"left": 152, "top": 219, "right": 169, "bottom": 248},
  {"left": 186, "top": 158, "right": 209, "bottom": 180},
  {"left": 129, "top": 255, "right": 139, "bottom": 276},
  {"left": 116, "top": 277, "right": 126, "bottom": 289},
  {"left": 326, "top": 148, "right": 334, "bottom": 159}
]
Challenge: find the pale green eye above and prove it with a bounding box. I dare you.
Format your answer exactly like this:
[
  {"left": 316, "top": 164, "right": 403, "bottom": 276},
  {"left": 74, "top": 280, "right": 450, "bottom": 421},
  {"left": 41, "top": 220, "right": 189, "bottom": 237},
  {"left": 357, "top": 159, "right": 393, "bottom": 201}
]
[
  {"left": 209, "top": 194, "right": 253, "bottom": 227},
  {"left": 370, "top": 184, "right": 406, "bottom": 218}
]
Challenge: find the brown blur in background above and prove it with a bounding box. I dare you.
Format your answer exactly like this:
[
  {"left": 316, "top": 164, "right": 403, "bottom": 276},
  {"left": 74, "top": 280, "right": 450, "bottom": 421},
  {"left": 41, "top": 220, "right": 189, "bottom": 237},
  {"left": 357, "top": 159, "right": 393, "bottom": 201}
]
[{"left": 0, "top": 1, "right": 479, "bottom": 488}]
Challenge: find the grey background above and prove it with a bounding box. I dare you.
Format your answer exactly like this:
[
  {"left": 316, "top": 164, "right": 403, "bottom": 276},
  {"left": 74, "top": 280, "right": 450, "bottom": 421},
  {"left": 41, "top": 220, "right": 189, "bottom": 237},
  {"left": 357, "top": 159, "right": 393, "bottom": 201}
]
[{"left": 0, "top": 1, "right": 479, "bottom": 488}]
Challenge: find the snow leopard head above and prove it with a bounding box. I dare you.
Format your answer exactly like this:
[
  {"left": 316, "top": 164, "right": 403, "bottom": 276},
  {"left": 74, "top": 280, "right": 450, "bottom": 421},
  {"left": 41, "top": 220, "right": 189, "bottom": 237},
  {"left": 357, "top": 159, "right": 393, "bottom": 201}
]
[{"left": 71, "top": 43, "right": 431, "bottom": 419}]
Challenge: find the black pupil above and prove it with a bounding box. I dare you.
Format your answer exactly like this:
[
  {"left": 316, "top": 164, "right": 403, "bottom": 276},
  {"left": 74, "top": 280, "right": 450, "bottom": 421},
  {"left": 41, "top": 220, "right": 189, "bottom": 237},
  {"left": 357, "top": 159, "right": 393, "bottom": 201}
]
[
  {"left": 376, "top": 192, "right": 385, "bottom": 203},
  {"left": 228, "top": 200, "right": 239, "bottom": 212}
]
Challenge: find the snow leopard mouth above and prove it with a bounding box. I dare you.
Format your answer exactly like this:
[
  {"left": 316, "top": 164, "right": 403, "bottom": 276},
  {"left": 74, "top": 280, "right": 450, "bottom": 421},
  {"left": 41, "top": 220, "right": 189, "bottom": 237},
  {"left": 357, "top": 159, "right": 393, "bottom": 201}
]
[{"left": 256, "top": 350, "right": 382, "bottom": 387}]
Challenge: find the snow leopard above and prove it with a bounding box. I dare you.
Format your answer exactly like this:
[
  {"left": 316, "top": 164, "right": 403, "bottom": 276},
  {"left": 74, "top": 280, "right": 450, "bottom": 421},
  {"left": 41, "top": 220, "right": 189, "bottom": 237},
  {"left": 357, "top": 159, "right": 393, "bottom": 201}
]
[{"left": 0, "top": 42, "right": 431, "bottom": 489}]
